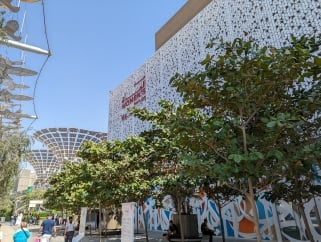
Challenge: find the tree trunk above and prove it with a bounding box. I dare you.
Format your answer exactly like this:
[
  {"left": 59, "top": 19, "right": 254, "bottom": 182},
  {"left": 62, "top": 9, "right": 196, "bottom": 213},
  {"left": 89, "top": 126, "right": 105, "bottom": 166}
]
[
  {"left": 313, "top": 196, "right": 321, "bottom": 234},
  {"left": 247, "top": 177, "right": 262, "bottom": 242},
  {"left": 217, "top": 201, "right": 226, "bottom": 242},
  {"left": 99, "top": 203, "right": 102, "bottom": 242},
  {"left": 273, "top": 202, "right": 284, "bottom": 242},
  {"left": 103, "top": 208, "right": 107, "bottom": 238},
  {"left": 298, "top": 202, "right": 315, "bottom": 242},
  {"left": 177, "top": 197, "right": 185, "bottom": 242}
]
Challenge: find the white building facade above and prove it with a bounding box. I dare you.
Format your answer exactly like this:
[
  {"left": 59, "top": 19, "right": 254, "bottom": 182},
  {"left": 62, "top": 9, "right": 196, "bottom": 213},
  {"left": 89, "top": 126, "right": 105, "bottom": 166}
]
[
  {"left": 108, "top": 0, "right": 321, "bottom": 141},
  {"left": 108, "top": 1, "right": 321, "bottom": 241}
]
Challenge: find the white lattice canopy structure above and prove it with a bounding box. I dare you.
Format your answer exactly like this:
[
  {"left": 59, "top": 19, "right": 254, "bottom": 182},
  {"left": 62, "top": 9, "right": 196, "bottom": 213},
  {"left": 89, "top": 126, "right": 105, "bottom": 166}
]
[
  {"left": 28, "top": 149, "right": 58, "bottom": 187},
  {"left": 30, "top": 128, "right": 107, "bottom": 186}
]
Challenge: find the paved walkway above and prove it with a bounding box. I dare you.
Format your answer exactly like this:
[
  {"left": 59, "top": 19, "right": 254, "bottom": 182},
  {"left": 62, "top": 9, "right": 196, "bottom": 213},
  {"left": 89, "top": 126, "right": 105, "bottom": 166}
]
[
  {"left": 1, "top": 222, "right": 66, "bottom": 242},
  {"left": 1, "top": 222, "right": 266, "bottom": 242},
  {"left": 1, "top": 222, "right": 161, "bottom": 242}
]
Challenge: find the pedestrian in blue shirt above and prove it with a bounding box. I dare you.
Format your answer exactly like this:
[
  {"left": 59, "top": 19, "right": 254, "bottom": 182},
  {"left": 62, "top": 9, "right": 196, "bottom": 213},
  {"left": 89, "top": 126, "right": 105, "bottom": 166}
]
[
  {"left": 38, "top": 214, "right": 56, "bottom": 242},
  {"left": 13, "top": 222, "right": 30, "bottom": 242}
]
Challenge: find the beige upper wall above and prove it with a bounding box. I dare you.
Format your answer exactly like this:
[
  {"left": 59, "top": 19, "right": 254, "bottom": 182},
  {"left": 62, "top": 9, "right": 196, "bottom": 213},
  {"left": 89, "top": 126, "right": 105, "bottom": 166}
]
[
  {"left": 15, "top": 169, "right": 36, "bottom": 192},
  {"left": 155, "top": 0, "right": 212, "bottom": 50}
]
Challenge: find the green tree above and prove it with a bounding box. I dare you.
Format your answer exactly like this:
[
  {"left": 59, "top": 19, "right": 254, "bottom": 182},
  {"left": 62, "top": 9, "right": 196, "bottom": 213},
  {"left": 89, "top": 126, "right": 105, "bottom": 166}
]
[
  {"left": 0, "top": 130, "right": 31, "bottom": 196},
  {"left": 46, "top": 138, "right": 157, "bottom": 241},
  {"left": 268, "top": 159, "right": 321, "bottom": 240},
  {"left": 0, "top": 193, "right": 14, "bottom": 219},
  {"left": 45, "top": 161, "right": 99, "bottom": 211},
  {"left": 131, "top": 102, "right": 201, "bottom": 241},
  {"left": 166, "top": 36, "right": 321, "bottom": 242},
  {"left": 127, "top": 36, "right": 321, "bottom": 241},
  {"left": 22, "top": 189, "right": 45, "bottom": 211},
  {"left": 77, "top": 138, "right": 157, "bottom": 241},
  {"left": 0, "top": 12, "right": 30, "bottom": 197},
  {"left": 76, "top": 139, "right": 154, "bottom": 208}
]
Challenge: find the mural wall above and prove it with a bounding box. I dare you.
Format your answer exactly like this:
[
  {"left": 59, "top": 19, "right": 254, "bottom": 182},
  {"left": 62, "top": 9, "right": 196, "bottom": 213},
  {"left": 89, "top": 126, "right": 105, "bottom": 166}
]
[
  {"left": 136, "top": 196, "right": 321, "bottom": 241},
  {"left": 108, "top": 0, "right": 321, "bottom": 241}
]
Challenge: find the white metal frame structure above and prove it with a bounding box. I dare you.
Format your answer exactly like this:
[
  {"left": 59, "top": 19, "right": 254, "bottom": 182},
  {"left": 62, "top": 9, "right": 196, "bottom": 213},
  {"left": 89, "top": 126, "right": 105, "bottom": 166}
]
[{"left": 30, "top": 128, "right": 107, "bottom": 188}]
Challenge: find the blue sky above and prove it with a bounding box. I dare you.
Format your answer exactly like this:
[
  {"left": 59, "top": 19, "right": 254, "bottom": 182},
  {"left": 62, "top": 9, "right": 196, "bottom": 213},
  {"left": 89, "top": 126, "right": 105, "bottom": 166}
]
[{"left": 6, "top": 0, "right": 187, "bottom": 143}]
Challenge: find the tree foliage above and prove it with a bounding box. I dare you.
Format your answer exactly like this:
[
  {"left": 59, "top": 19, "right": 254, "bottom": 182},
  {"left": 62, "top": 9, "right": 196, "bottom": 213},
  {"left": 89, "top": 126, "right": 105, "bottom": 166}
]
[
  {"left": 45, "top": 137, "right": 156, "bottom": 212},
  {"left": 0, "top": 130, "right": 31, "bottom": 196},
  {"left": 165, "top": 36, "right": 321, "bottom": 242},
  {"left": 130, "top": 35, "right": 321, "bottom": 241},
  {"left": 131, "top": 101, "right": 201, "bottom": 210}
]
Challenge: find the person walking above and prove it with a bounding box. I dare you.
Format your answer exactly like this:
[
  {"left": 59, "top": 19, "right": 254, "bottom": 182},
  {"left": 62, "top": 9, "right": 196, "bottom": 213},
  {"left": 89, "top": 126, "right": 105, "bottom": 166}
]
[
  {"left": 64, "top": 217, "right": 75, "bottom": 242},
  {"left": 38, "top": 214, "right": 56, "bottom": 242},
  {"left": 13, "top": 221, "right": 30, "bottom": 242},
  {"left": 35, "top": 214, "right": 40, "bottom": 225},
  {"left": 10, "top": 214, "right": 15, "bottom": 226},
  {"left": 15, "top": 213, "right": 23, "bottom": 226}
]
